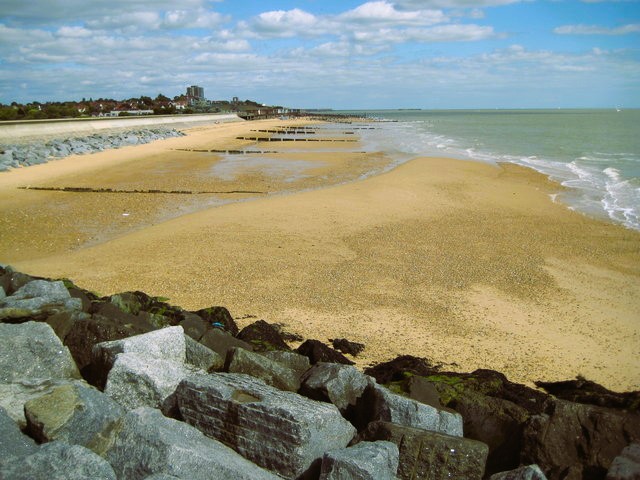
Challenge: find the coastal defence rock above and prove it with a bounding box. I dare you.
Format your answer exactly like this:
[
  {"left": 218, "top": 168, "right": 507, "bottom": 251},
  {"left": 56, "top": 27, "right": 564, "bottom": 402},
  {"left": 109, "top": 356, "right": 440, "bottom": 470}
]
[
  {"left": 521, "top": 398, "right": 640, "bottom": 480},
  {"left": 24, "top": 383, "right": 124, "bottom": 446},
  {"left": 359, "top": 420, "right": 489, "bottom": 480},
  {"left": 607, "top": 443, "right": 640, "bottom": 480},
  {"left": 490, "top": 464, "right": 548, "bottom": 480},
  {"left": 0, "top": 279, "right": 82, "bottom": 321},
  {"left": 366, "top": 382, "right": 464, "bottom": 437},
  {"left": 0, "top": 321, "right": 82, "bottom": 425},
  {"left": 184, "top": 334, "right": 223, "bottom": 372},
  {"left": 225, "top": 347, "right": 301, "bottom": 391},
  {"left": 175, "top": 372, "right": 357, "bottom": 478},
  {"left": 319, "top": 441, "right": 400, "bottom": 480},
  {"left": 297, "top": 339, "right": 355, "bottom": 365},
  {"left": 0, "top": 406, "right": 38, "bottom": 460},
  {"left": 199, "top": 327, "right": 254, "bottom": 358},
  {"left": 263, "top": 350, "right": 311, "bottom": 378},
  {"left": 0, "top": 128, "right": 185, "bottom": 171},
  {"left": 89, "top": 407, "right": 279, "bottom": 480},
  {"left": 300, "top": 362, "right": 371, "bottom": 414},
  {"left": 0, "top": 321, "right": 80, "bottom": 383},
  {"left": 237, "top": 319, "right": 291, "bottom": 351},
  {"left": 104, "top": 352, "right": 199, "bottom": 411},
  {"left": 0, "top": 441, "right": 117, "bottom": 480},
  {"left": 91, "top": 326, "right": 185, "bottom": 388}
]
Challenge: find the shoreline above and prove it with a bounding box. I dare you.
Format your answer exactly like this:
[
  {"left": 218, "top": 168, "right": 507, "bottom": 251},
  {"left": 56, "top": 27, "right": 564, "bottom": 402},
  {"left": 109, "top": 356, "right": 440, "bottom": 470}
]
[{"left": 1, "top": 120, "right": 639, "bottom": 391}]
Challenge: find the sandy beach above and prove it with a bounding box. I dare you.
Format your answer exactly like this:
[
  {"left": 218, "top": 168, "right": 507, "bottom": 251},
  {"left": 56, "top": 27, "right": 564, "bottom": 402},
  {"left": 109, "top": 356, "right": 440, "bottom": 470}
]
[{"left": 1, "top": 119, "right": 638, "bottom": 391}]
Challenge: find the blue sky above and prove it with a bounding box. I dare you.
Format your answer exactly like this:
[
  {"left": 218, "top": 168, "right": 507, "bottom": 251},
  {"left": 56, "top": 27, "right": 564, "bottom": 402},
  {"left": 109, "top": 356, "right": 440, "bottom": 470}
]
[{"left": 0, "top": 0, "right": 639, "bottom": 108}]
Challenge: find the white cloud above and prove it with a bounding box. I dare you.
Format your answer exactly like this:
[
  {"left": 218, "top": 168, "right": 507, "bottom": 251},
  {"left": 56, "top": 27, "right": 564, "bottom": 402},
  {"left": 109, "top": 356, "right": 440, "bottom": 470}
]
[
  {"left": 352, "top": 24, "right": 496, "bottom": 43},
  {"left": 242, "top": 8, "right": 322, "bottom": 38},
  {"left": 394, "top": 0, "right": 523, "bottom": 8},
  {"left": 56, "top": 26, "right": 92, "bottom": 38},
  {"left": 340, "top": 1, "right": 447, "bottom": 26},
  {"left": 554, "top": 24, "right": 640, "bottom": 35}
]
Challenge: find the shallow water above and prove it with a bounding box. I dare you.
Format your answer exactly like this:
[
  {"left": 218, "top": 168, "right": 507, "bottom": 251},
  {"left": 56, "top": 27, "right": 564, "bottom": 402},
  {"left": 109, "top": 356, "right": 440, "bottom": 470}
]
[{"left": 330, "top": 109, "right": 640, "bottom": 230}]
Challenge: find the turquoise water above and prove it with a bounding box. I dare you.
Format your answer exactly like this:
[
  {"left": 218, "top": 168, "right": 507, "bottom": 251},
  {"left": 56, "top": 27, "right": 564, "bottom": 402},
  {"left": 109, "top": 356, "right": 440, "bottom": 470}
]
[{"left": 328, "top": 109, "right": 640, "bottom": 230}]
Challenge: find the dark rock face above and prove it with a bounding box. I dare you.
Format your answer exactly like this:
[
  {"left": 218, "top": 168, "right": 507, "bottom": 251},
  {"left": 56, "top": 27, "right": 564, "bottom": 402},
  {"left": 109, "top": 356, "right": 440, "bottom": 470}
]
[
  {"left": 0, "top": 441, "right": 117, "bottom": 480},
  {"left": 179, "top": 313, "right": 210, "bottom": 341},
  {"left": 359, "top": 420, "right": 489, "bottom": 480},
  {"left": 175, "top": 373, "right": 356, "bottom": 479},
  {"left": 193, "top": 306, "right": 238, "bottom": 335},
  {"left": 364, "top": 355, "right": 436, "bottom": 384},
  {"left": 521, "top": 399, "right": 640, "bottom": 480},
  {"left": 237, "top": 320, "right": 291, "bottom": 352},
  {"left": 331, "top": 338, "right": 365, "bottom": 356},
  {"left": 296, "top": 339, "right": 355, "bottom": 365},
  {"left": 536, "top": 377, "right": 640, "bottom": 412},
  {"left": 453, "top": 393, "right": 529, "bottom": 476},
  {"left": 200, "top": 328, "right": 254, "bottom": 358}
]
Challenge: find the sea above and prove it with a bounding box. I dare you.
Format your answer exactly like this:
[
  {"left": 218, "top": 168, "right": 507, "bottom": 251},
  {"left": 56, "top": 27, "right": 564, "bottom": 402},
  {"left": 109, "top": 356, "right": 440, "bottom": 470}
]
[{"left": 328, "top": 109, "right": 640, "bottom": 231}]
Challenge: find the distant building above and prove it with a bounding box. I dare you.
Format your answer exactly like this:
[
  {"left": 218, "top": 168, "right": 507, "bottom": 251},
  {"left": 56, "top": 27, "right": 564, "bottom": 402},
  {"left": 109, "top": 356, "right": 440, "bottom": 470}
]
[{"left": 187, "top": 85, "right": 205, "bottom": 100}]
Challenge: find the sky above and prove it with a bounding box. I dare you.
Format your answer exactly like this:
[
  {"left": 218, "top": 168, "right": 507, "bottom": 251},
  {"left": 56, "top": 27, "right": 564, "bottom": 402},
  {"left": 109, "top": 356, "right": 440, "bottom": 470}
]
[{"left": 0, "top": 0, "right": 639, "bottom": 109}]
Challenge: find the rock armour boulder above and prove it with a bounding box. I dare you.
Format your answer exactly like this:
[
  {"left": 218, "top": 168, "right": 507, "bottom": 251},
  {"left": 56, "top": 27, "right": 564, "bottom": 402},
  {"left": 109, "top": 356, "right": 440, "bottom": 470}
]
[
  {"left": 320, "top": 441, "right": 400, "bottom": 480},
  {"left": 175, "top": 372, "right": 357, "bottom": 478},
  {"left": 88, "top": 407, "right": 279, "bottom": 480}
]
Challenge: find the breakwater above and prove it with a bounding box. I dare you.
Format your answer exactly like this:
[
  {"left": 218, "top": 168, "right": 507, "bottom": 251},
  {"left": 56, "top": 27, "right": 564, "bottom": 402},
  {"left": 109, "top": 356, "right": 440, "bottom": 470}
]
[
  {"left": 0, "top": 266, "right": 638, "bottom": 479},
  {"left": 0, "top": 128, "right": 186, "bottom": 171}
]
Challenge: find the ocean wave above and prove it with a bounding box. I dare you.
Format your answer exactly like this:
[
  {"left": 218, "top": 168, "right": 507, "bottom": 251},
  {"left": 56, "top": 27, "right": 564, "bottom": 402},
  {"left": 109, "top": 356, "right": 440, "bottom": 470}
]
[{"left": 355, "top": 118, "right": 640, "bottom": 231}]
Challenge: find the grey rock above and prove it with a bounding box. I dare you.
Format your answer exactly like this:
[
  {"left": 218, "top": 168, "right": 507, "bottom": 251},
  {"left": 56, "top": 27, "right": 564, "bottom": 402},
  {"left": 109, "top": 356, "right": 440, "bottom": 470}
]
[
  {"left": 0, "top": 378, "right": 86, "bottom": 427},
  {"left": 0, "top": 280, "right": 81, "bottom": 319},
  {"left": 263, "top": 349, "right": 311, "bottom": 377},
  {"left": 0, "top": 322, "right": 81, "bottom": 384},
  {"left": 320, "top": 441, "right": 399, "bottom": 480},
  {"left": 300, "top": 362, "right": 371, "bottom": 413},
  {"left": 89, "top": 407, "right": 280, "bottom": 480},
  {"left": 144, "top": 475, "right": 181, "bottom": 480},
  {"left": 185, "top": 335, "right": 223, "bottom": 372},
  {"left": 369, "top": 383, "right": 463, "bottom": 437},
  {"left": 225, "top": 347, "right": 300, "bottom": 391},
  {"left": 176, "top": 373, "right": 356, "bottom": 478},
  {"left": 490, "top": 464, "right": 548, "bottom": 480},
  {"left": 92, "top": 326, "right": 186, "bottom": 383},
  {"left": 360, "top": 420, "right": 489, "bottom": 480},
  {"left": 24, "top": 383, "right": 124, "bottom": 446},
  {"left": 607, "top": 443, "right": 640, "bottom": 480},
  {"left": 104, "top": 352, "right": 199, "bottom": 410},
  {"left": 0, "top": 441, "right": 116, "bottom": 480},
  {"left": 0, "top": 406, "right": 38, "bottom": 460}
]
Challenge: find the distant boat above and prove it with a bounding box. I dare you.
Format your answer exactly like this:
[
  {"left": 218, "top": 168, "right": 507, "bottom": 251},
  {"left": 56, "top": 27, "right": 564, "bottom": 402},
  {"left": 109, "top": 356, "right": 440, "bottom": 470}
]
[{"left": 616, "top": 107, "right": 622, "bottom": 112}]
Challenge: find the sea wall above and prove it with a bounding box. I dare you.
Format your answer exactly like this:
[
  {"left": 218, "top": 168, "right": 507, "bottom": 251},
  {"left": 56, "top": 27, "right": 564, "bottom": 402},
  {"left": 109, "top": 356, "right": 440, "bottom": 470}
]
[
  {"left": 0, "top": 113, "right": 241, "bottom": 142},
  {"left": 0, "top": 266, "right": 638, "bottom": 480}
]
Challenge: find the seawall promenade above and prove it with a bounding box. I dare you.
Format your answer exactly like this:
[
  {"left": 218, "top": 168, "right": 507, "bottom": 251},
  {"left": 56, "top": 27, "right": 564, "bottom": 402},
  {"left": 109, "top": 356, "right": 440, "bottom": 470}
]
[{"left": 0, "top": 113, "right": 242, "bottom": 142}]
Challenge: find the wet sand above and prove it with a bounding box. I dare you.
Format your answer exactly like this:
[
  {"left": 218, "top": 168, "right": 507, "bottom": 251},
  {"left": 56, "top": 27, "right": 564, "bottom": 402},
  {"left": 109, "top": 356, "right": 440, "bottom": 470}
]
[{"left": 1, "top": 119, "right": 638, "bottom": 391}]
